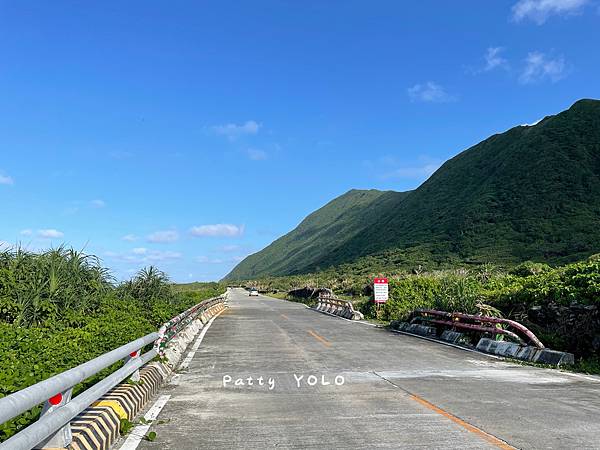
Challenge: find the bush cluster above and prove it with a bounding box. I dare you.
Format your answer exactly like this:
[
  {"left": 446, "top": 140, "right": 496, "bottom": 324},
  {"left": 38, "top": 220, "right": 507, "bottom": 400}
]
[{"left": 0, "top": 246, "right": 223, "bottom": 442}]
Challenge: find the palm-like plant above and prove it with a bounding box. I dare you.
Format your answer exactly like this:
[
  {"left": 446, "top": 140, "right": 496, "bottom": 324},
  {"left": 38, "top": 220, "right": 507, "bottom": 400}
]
[
  {"left": 0, "top": 245, "right": 114, "bottom": 327},
  {"left": 120, "top": 266, "right": 174, "bottom": 308}
]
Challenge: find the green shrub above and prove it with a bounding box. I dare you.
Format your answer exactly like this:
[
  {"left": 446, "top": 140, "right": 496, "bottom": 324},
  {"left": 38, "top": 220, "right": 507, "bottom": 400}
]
[
  {"left": 509, "top": 261, "right": 551, "bottom": 277},
  {"left": 0, "top": 248, "right": 224, "bottom": 442}
]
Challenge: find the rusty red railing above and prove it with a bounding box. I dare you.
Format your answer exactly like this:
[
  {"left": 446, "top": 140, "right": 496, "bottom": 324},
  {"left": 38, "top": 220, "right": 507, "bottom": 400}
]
[{"left": 410, "top": 309, "right": 545, "bottom": 348}]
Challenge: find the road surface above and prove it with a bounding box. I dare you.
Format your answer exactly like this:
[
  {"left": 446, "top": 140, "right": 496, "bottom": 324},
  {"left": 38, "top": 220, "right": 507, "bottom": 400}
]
[{"left": 135, "top": 288, "right": 600, "bottom": 449}]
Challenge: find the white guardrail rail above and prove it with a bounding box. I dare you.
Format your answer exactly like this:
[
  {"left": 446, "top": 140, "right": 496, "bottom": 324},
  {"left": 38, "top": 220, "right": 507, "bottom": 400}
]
[{"left": 0, "top": 293, "right": 227, "bottom": 450}]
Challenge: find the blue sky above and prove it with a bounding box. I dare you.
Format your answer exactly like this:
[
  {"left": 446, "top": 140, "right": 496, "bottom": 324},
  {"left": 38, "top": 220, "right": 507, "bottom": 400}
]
[{"left": 1, "top": 0, "right": 599, "bottom": 282}]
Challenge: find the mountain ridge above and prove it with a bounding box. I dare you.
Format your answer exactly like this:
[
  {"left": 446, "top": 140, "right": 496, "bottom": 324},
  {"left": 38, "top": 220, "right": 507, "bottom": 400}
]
[
  {"left": 225, "top": 189, "right": 410, "bottom": 279},
  {"left": 226, "top": 99, "right": 600, "bottom": 280}
]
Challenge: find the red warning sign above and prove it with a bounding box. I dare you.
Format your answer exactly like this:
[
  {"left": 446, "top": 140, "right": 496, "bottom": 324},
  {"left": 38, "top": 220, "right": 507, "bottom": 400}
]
[{"left": 374, "top": 278, "right": 389, "bottom": 303}]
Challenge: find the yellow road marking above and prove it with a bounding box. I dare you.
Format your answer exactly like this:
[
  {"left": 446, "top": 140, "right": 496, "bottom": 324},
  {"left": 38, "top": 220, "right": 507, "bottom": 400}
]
[
  {"left": 409, "top": 394, "right": 515, "bottom": 449},
  {"left": 280, "top": 314, "right": 289, "bottom": 320},
  {"left": 308, "top": 329, "right": 332, "bottom": 347}
]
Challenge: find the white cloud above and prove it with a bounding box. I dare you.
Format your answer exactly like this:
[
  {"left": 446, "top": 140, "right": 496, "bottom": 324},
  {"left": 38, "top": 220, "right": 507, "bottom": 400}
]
[
  {"left": 20, "top": 229, "right": 33, "bottom": 236},
  {"left": 212, "top": 120, "right": 261, "bottom": 140},
  {"left": 512, "top": 0, "right": 588, "bottom": 24},
  {"left": 190, "top": 224, "right": 245, "bottom": 238},
  {"left": 0, "top": 174, "right": 14, "bottom": 185},
  {"left": 147, "top": 230, "right": 179, "bottom": 243},
  {"left": 90, "top": 199, "right": 106, "bottom": 208},
  {"left": 246, "top": 148, "right": 268, "bottom": 160},
  {"left": 104, "top": 248, "right": 182, "bottom": 264},
  {"left": 519, "top": 51, "right": 566, "bottom": 84},
  {"left": 38, "top": 229, "right": 64, "bottom": 239},
  {"left": 483, "top": 47, "right": 509, "bottom": 72},
  {"left": 122, "top": 234, "right": 138, "bottom": 242},
  {"left": 407, "top": 82, "right": 456, "bottom": 103}
]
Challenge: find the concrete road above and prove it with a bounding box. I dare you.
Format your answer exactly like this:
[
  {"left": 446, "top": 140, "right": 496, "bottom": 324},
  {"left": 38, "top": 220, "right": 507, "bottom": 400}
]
[{"left": 136, "top": 289, "right": 600, "bottom": 450}]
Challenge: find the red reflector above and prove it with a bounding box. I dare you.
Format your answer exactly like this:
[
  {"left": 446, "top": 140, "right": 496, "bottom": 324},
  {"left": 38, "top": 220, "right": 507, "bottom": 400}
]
[
  {"left": 130, "top": 351, "right": 138, "bottom": 357},
  {"left": 49, "top": 393, "right": 62, "bottom": 406}
]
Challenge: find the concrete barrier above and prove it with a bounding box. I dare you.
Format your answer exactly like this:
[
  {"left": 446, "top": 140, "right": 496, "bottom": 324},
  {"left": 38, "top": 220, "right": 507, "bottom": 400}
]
[
  {"left": 314, "top": 296, "right": 364, "bottom": 320},
  {"left": 476, "top": 338, "right": 574, "bottom": 366},
  {"left": 391, "top": 321, "right": 438, "bottom": 337},
  {"left": 392, "top": 321, "right": 574, "bottom": 368},
  {"left": 406, "top": 323, "right": 436, "bottom": 337},
  {"left": 390, "top": 321, "right": 411, "bottom": 332},
  {"left": 440, "top": 330, "right": 465, "bottom": 344},
  {"left": 533, "top": 348, "right": 575, "bottom": 366}
]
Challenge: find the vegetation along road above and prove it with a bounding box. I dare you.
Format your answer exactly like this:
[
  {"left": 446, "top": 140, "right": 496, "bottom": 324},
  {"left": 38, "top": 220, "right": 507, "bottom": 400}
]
[{"left": 135, "top": 289, "right": 600, "bottom": 450}]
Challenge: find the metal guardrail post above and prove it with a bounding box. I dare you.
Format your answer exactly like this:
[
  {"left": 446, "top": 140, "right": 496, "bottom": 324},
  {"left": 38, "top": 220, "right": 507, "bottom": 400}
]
[
  {"left": 123, "top": 350, "right": 141, "bottom": 382},
  {"left": 33, "top": 388, "right": 73, "bottom": 449}
]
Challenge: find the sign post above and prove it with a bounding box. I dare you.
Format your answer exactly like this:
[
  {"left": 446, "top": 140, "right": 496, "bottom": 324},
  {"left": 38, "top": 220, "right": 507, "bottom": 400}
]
[{"left": 373, "top": 278, "right": 389, "bottom": 318}]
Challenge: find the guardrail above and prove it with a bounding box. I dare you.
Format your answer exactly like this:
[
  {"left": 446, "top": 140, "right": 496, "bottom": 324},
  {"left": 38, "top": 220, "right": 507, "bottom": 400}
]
[
  {"left": 315, "top": 295, "right": 364, "bottom": 320},
  {"left": 409, "top": 308, "right": 545, "bottom": 348},
  {"left": 0, "top": 293, "right": 227, "bottom": 450},
  {"left": 155, "top": 295, "right": 226, "bottom": 356},
  {"left": 392, "top": 312, "right": 574, "bottom": 367}
]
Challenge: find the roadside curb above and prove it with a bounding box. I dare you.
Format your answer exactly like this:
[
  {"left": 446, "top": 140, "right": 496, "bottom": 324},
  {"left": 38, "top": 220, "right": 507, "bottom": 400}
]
[
  {"left": 475, "top": 338, "right": 575, "bottom": 366},
  {"left": 388, "top": 327, "right": 501, "bottom": 358}
]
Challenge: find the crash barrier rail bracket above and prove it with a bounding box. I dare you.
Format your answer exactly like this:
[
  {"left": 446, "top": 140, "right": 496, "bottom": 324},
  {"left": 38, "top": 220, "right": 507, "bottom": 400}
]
[
  {"left": 315, "top": 295, "right": 364, "bottom": 320},
  {"left": 0, "top": 293, "right": 228, "bottom": 450}
]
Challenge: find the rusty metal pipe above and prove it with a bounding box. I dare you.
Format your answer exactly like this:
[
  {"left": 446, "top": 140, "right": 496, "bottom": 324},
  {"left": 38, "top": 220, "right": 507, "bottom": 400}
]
[
  {"left": 414, "top": 309, "right": 544, "bottom": 348},
  {"left": 413, "top": 317, "right": 525, "bottom": 344}
]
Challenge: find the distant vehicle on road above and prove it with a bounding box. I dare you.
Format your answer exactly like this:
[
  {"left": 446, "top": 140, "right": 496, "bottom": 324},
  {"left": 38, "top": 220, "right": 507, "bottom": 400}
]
[{"left": 249, "top": 288, "right": 259, "bottom": 297}]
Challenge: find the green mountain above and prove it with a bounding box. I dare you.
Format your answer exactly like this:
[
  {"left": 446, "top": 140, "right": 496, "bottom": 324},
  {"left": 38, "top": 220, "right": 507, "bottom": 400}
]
[
  {"left": 226, "top": 189, "right": 410, "bottom": 279},
  {"left": 226, "top": 99, "right": 600, "bottom": 280}
]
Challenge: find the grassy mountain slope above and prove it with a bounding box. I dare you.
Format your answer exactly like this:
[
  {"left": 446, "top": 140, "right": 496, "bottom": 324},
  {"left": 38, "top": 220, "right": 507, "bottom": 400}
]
[
  {"left": 327, "top": 99, "right": 600, "bottom": 266},
  {"left": 227, "top": 99, "right": 600, "bottom": 279},
  {"left": 225, "top": 189, "right": 410, "bottom": 279}
]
